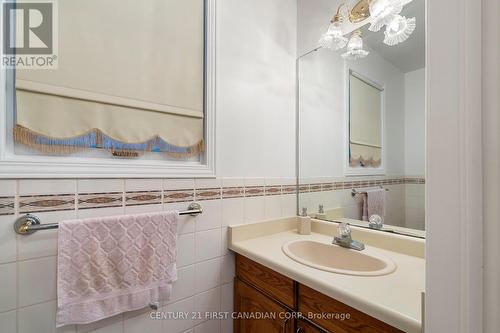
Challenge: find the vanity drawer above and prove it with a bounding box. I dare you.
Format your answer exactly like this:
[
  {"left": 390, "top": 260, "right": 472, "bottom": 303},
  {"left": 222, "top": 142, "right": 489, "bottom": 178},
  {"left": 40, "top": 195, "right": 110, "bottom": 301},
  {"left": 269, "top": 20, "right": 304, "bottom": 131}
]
[
  {"left": 236, "top": 254, "right": 295, "bottom": 308},
  {"left": 298, "top": 284, "right": 404, "bottom": 333}
]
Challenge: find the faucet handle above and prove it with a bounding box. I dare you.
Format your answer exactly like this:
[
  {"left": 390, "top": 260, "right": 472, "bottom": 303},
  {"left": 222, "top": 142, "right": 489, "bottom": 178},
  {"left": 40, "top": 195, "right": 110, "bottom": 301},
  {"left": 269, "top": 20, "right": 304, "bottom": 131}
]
[
  {"left": 368, "top": 214, "right": 383, "bottom": 229},
  {"left": 338, "top": 222, "right": 351, "bottom": 238},
  {"left": 301, "top": 207, "right": 308, "bottom": 217}
]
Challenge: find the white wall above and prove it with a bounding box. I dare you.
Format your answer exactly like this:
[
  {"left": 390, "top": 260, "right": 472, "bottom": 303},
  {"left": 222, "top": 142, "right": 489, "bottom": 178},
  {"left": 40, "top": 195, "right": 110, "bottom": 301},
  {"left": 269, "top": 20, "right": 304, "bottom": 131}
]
[
  {"left": 298, "top": 49, "right": 345, "bottom": 178},
  {"left": 482, "top": 0, "right": 499, "bottom": 330},
  {"left": 404, "top": 68, "right": 425, "bottom": 229},
  {"left": 297, "top": 0, "right": 338, "bottom": 56},
  {"left": 217, "top": 0, "right": 297, "bottom": 178},
  {"left": 404, "top": 68, "right": 425, "bottom": 176}
]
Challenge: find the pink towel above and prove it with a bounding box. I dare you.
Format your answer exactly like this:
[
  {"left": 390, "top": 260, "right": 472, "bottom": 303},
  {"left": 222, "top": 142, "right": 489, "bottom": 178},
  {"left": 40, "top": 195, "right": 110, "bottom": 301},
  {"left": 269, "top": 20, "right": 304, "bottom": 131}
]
[
  {"left": 362, "top": 188, "right": 386, "bottom": 221},
  {"left": 56, "top": 211, "right": 178, "bottom": 327}
]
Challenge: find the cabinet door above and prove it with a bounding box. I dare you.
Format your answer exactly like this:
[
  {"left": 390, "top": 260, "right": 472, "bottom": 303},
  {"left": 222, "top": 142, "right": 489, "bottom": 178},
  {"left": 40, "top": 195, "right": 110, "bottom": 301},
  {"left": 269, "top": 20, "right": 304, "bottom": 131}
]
[
  {"left": 236, "top": 254, "right": 296, "bottom": 308},
  {"left": 296, "top": 319, "right": 326, "bottom": 333},
  {"left": 299, "top": 284, "right": 403, "bottom": 333},
  {"left": 235, "top": 278, "right": 293, "bottom": 333}
]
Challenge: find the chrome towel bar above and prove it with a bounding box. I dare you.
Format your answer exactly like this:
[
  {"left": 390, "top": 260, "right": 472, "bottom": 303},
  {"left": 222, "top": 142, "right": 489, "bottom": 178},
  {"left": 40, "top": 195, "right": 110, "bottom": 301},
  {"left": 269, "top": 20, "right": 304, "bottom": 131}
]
[
  {"left": 351, "top": 187, "right": 389, "bottom": 197},
  {"left": 13, "top": 202, "right": 202, "bottom": 235}
]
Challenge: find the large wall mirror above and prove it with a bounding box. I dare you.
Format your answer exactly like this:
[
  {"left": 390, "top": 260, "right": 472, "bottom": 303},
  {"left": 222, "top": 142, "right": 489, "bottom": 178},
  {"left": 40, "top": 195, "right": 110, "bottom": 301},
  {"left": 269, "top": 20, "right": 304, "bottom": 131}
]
[
  {"left": 0, "top": 0, "right": 215, "bottom": 177},
  {"left": 298, "top": 0, "right": 425, "bottom": 236}
]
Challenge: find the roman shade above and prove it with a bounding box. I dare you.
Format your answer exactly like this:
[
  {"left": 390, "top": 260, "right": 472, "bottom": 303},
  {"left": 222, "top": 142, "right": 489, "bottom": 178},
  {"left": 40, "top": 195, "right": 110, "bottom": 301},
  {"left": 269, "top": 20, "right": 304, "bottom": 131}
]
[
  {"left": 349, "top": 74, "right": 382, "bottom": 167},
  {"left": 14, "top": 0, "right": 205, "bottom": 157}
]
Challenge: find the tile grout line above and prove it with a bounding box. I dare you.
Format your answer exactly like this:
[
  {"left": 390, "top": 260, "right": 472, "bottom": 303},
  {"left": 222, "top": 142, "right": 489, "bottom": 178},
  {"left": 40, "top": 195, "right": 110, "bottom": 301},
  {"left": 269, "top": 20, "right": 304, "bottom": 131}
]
[{"left": 15, "top": 179, "right": 19, "bottom": 333}]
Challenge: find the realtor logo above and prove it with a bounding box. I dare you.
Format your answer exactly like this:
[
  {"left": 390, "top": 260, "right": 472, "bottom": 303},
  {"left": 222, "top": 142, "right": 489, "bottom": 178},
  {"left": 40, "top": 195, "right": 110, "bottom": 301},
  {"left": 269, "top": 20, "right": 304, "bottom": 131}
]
[{"left": 2, "top": 0, "right": 58, "bottom": 69}]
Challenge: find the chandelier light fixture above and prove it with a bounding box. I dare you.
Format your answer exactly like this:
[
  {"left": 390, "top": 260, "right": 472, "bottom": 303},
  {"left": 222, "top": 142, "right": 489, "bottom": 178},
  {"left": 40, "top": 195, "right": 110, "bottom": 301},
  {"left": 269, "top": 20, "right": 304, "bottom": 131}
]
[
  {"left": 368, "top": 0, "right": 403, "bottom": 32},
  {"left": 341, "top": 30, "right": 369, "bottom": 60},
  {"left": 383, "top": 15, "right": 416, "bottom": 45},
  {"left": 319, "top": 13, "right": 348, "bottom": 51},
  {"left": 319, "top": 0, "right": 416, "bottom": 60}
]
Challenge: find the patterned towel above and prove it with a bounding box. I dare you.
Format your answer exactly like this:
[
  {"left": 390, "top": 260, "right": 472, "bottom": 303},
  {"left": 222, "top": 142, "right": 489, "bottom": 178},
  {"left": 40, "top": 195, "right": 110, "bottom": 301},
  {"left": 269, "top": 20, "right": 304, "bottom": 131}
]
[
  {"left": 56, "top": 211, "right": 178, "bottom": 327},
  {"left": 366, "top": 188, "right": 386, "bottom": 221}
]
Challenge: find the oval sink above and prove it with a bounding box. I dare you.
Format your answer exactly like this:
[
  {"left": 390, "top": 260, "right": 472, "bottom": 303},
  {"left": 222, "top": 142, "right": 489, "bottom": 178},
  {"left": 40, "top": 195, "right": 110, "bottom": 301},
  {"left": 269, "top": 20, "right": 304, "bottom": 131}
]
[{"left": 282, "top": 240, "right": 396, "bottom": 276}]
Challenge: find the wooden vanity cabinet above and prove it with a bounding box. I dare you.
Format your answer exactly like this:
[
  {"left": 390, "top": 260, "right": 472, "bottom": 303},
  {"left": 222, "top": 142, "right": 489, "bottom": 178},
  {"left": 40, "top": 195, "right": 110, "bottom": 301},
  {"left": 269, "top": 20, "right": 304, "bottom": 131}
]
[
  {"left": 296, "top": 319, "right": 327, "bottom": 333},
  {"left": 235, "top": 279, "right": 294, "bottom": 333},
  {"left": 298, "top": 284, "right": 403, "bottom": 333},
  {"left": 235, "top": 254, "right": 295, "bottom": 308},
  {"left": 235, "top": 254, "right": 405, "bottom": 333}
]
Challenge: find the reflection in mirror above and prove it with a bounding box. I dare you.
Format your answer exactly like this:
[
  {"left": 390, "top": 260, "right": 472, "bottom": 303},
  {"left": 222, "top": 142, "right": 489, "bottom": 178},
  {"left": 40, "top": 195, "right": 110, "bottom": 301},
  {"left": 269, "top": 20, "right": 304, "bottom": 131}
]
[
  {"left": 348, "top": 71, "right": 384, "bottom": 169},
  {"left": 298, "top": 0, "right": 425, "bottom": 237}
]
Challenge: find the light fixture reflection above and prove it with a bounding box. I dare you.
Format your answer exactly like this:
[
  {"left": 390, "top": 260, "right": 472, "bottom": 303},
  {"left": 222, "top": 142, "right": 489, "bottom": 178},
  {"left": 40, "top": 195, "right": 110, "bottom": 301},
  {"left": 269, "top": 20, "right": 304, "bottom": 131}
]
[
  {"left": 383, "top": 15, "right": 416, "bottom": 46},
  {"left": 368, "top": 0, "right": 403, "bottom": 32},
  {"left": 320, "top": 0, "right": 416, "bottom": 60},
  {"left": 319, "top": 15, "right": 348, "bottom": 50},
  {"left": 341, "top": 30, "right": 369, "bottom": 60}
]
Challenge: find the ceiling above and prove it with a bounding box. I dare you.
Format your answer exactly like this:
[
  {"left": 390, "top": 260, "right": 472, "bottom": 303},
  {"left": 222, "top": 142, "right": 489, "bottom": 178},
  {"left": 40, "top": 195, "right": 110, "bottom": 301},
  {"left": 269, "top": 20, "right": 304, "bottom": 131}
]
[{"left": 363, "top": 0, "right": 425, "bottom": 73}]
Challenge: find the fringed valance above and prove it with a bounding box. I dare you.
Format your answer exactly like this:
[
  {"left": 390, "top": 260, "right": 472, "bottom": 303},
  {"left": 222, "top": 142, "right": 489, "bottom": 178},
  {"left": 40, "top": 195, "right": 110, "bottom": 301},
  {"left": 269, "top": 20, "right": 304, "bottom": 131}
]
[
  {"left": 349, "top": 142, "right": 382, "bottom": 168},
  {"left": 14, "top": 125, "right": 204, "bottom": 158}
]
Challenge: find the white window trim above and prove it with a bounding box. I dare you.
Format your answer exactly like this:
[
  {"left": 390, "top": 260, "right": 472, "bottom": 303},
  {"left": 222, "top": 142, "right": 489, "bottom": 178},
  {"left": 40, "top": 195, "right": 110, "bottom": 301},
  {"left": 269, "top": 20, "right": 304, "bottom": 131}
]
[
  {"left": 0, "top": 0, "right": 216, "bottom": 178},
  {"left": 344, "top": 67, "right": 386, "bottom": 177}
]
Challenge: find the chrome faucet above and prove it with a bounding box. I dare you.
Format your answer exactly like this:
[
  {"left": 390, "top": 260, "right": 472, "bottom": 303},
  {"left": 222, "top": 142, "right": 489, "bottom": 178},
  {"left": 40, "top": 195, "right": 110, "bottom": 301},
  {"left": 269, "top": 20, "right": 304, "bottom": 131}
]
[{"left": 332, "top": 223, "right": 365, "bottom": 251}]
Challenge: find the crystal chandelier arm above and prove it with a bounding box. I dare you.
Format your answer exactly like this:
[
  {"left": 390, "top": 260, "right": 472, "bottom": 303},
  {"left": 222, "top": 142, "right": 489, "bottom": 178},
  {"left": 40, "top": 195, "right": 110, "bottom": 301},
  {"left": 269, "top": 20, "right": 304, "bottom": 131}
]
[{"left": 332, "top": 2, "right": 350, "bottom": 23}]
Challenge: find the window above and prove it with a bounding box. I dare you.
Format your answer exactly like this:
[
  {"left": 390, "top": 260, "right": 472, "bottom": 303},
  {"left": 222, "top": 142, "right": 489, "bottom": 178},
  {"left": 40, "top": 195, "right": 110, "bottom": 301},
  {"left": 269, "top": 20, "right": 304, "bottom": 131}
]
[
  {"left": 346, "top": 70, "right": 385, "bottom": 175},
  {"left": 0, "top": 0, "right": 215, "bottom": 178}
]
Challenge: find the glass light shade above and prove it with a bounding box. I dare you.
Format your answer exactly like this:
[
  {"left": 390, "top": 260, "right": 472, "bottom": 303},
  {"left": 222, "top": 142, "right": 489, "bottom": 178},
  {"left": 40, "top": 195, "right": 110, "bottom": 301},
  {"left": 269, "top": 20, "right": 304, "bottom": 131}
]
[
  {"left": 383, "top": 15, "right": 416, "bottom": 46},
  {"left": 347, "top": 33, "right": 363, "bottom": 50},
  {"left": 341, "top": 31, "right": 369, "bottom": 60},
  {"left": 369, "top": 0, "right": 391, "bottom": 18},
  {"left": 368, "top": 0, "right": 403, "bottom": 32},
  {"left": 319, "top": 23, "right": 348, "bottom": 50}
]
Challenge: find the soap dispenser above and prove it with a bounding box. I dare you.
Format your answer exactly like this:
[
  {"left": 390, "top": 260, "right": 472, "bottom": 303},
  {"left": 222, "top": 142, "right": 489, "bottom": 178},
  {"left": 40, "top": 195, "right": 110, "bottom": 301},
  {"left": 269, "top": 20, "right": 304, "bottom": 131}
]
[
  {"left": 316, "top": 204, "right": 327, "bottom": 220},
  {"left": 298, "top": 207, "right": 311, "bottom": 235}
]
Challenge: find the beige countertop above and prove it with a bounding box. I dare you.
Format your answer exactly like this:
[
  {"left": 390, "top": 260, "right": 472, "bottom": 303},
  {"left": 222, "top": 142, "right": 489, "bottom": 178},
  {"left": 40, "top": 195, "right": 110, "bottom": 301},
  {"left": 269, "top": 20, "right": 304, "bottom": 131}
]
[{"left": 229, "top": 217, "right": 425, "bottom": 333}]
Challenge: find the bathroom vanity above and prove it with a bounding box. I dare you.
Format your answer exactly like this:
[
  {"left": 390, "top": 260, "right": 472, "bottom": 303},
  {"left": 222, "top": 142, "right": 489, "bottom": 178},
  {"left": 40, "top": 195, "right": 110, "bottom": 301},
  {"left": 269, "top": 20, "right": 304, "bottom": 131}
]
[
  {"left": 235, "top": 255, "right": 403, "bottom": 332},
  {"left": 229, "top": 218, "right": 425, "bottom": 333}
]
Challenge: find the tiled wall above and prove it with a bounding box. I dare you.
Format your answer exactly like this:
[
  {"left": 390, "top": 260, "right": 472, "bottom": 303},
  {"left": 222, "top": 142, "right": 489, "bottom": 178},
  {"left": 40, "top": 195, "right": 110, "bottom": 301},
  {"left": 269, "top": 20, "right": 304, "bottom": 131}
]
[
  {"left": 0, "top": 177, "right": 296, "bottom": 333},
  {"left": 404, "top": 182, "right": 425, "bottom": 230},
  {"left": 298, "top": 176, "right": 425, "bottom": 229}
]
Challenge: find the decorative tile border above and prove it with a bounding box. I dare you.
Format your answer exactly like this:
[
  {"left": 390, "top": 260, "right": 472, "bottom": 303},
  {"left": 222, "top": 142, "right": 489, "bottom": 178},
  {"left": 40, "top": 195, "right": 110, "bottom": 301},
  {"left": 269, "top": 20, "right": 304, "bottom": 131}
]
[
  {"left": 222, "top": 187, "right": 244, "bottom": 199},
  {"left": 282, "top": 185, "right": 297, "bottom": 194},
  {"left": 125, "top": 191, "right": 162, "bottom": 206},
  {"left": 6, "top": 177, "right": 425, "bottom": 215},
  {"left": 299, "top": 185, "right": 310, "bottom": 193},
  {"left": 245, "top": 186, "right": 264, "bottom": 197},
  {"left": 322, "top": 183, "right": 334, "bottom": 191},
  {"left": 195, "top": 188, "right": 221, "bottom": 201},
  {"left": 0, "top": 196, "right": 15, "bottom": 215},
  {"left": 19, "top": 194, "right": 75, "bottom": 213},
  {"left": 310, "top": 184, "right": 322, "bottom": 193},
  {"left": 163, "top": 189, "right": 194, "bottom": 203},
  {"left": 314, "top": 178, "right": 425, "bottom": 192},
  {"left": 404, "top": 178, "right": 426, "bottom": 184},
  {"left": 78, "top": 192, "right": 123, "bottom": 210},
  {"left": 265, "top": 185, "right": 282, "bottom": 196}
]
